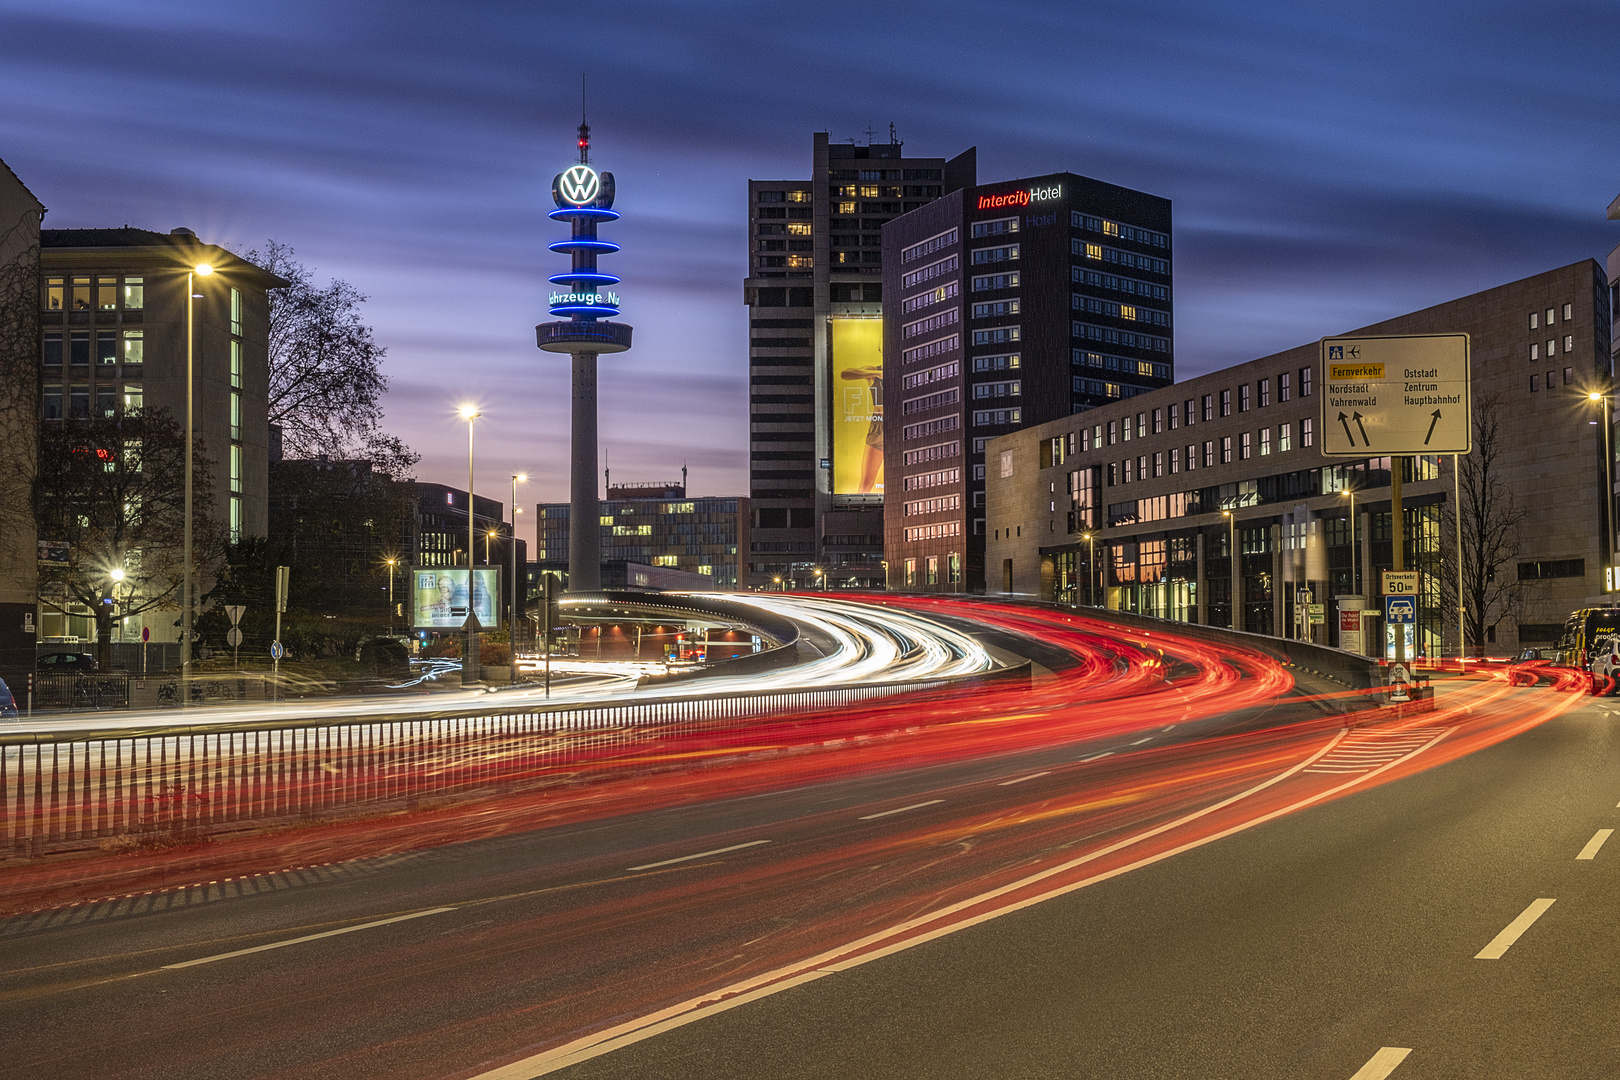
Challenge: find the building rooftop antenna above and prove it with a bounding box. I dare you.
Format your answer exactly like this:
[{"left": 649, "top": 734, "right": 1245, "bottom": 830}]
[
  {"left": 863, "top": 123, "right": 878, "bottom": 145},
  {"left": 889, "top": 122, "right": 899, "bottom": 146}
]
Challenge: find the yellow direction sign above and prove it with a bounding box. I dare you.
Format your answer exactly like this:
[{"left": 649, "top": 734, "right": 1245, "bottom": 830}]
[{"left": 1320, "top": 333, "right": 1470, "bottom": 456}]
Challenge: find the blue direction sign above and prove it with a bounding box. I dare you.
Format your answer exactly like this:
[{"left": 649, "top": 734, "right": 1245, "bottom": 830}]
[
  {"left": 1385, "top": 596, "right": 1416, "bottom": 624},
  {"left": 270, "top": 640, "right": 284, "bottom": 660}
]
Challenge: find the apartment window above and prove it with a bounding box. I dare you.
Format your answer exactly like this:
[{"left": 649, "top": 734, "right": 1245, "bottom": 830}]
[
  {"left": 1239, "top": 384, "right": 1251, "bottom": 412},
  {"left": 786, "top": 223, "right": 812, "bottom": 236},
  {"left": 230, "top": 496, "right": 242, "bottom": 544},
  {"left": 1547, "top": 369, "right": 1555, "bottom": 388},
  {"left": 43, "top": 385, "right": 62, "bottom": 420},
  {"left": 973, "top": 353, "right": 1020, "bottom": 371},
  {"left": 122, "top": 383, "right": 143, "bottom": 413},
  {"left": 1530, "top": 342, "right": 1540, "bottom": 360},
  {"left": 1530, "top": 374, "right": 1540, "bottom": 392},
  {"left": 1108, "top": 420, "right": 1118, "bottom": 445},
  {"left": 1168, "top": 448, "right": 1179, "bottom": 474},
  {"left": 758, "top": 190, "right": 785, "bottom": 203},
  {"left": 1153, "top": 451, "right": 1164, "bottom": 478},
  {"left": 972, "top": 272, "right": 1020, "bottom": 291},
  {"left": 70, "top": 331, "right": 89, "bottom": 365},
  {"left": 44, "top": 277, "right": 63, "bottom": 310},
  {"left": 1529, "top": 311, "right": 1539, "bottom": 330},
  {"left": 971, "top": 244, "right": 1020, "bottom": 264},
  {"left": 1167, "top": 406, "right": 1178, "bottom": 431},
  {"left": 71, "top": 277, "right": 91, "bottom": 310},
  {"left": 787, "top": 191, "right": 810, "bottom": 203},
  {"left": 1239, "top": 432, "right": 1251, "bottom": 460},
  {"left": 1122, "top": 415, "right": 1132, "bottom": 442},
  {"left": 1202, "top": 394, "right": 1214, "bottom": 421},
  {"left": 1302, "top": 417, "right": 1314, "bottom": 446},
  {"left": 1259, "top": 428, "right": 1272, "bottom": 456},
  {"left": 1137, "top": 413, "right": 1147, "bottom": 438},
  {"left": 230, "top": 288, "right": 243, "bottom": 335},
  {"left": 1546, "top": 307, "right": 1556, "bottom": 325},
  {"left": 1300, "top": 367, "right": 1313, "bottom": 396},
  {"left": 949, "top": 552, "right": 962, "bottom": 585},
  {"left": 971, "top": 300, "right": 1020, "bottom": 318},
  {"left": 1186, "top": 444, "right": 1197, "bottom": 471},
  {"left": 1123, "top": 457, "right": 1134, "bottom": 483},
  {"left": 98, "top": 278, "right": 117, "bottom": 310},
  {"left": 123, "top": 277, "right": 144, "bottom": 310},
  {"left": 96, "top": 385, "right": 116, "bottom": 418},
  {"left": 1221, "top": 435, "right": 1233, "bottom": 463},
  {"left": 1152, "top": 407, "right": 1163, "bottom": 434},
  {"left": 122, "top": 330, "right": 144, "bottom": 364},
  {"left": 974, "top": 408, "right": 1021, "bottom": 426},
  {"left": 1184, "top": 399, "right": 1195, "bottom": 426},
  {"left": 1546, "top": 339, "right": 1556, "bottom": 356},
  {"left": 1279, "top": 422, "right": 1292, "bottom": 452},
  {"left": 231, "top": 392, "right": 241, "bottom": 439},
  {"left": 1258, "top": 378, "right": 1270, "bottom": 407},
  {"left": 97, "top": 331, "right": 116, "bottom": 365},
  {"left": 1279, "top": 372, "right": 1291, "bottom": 401},
  {"left": 904, "top": 559, "right": 916, "bottom": 586},
  {"left": 1565, "top": 335, "right": 1575, "bottom": 353},
  {"left": 69, "top": 385, "right": 89, "bottom": 419},
  {"left": 1565, "top": 366, "right": 1574, "bottom": 385},
  {"left": 1564, "top": 303, "right": 1574, "bottom": 320},
  {"left": 1220, "top": 389, "right": 1232, "bottom": 417},
  {"left": 230, "top": 444, "right": 243, "bottom": 494},
  {"left": 1138, "top": 455, "right": 1148, "bottom": 480},
  {"left": 972, "top": 380, "right": 1020, "bottom": 398},
  {"left": 1203, "top": 440, "right": 1215, "bottom": 468},
  {"left": 43, "top": 332, "right": 62, "bottom": 367},
  {"left": 972, "top": 327, "right": 1020, "bottom": 345}
]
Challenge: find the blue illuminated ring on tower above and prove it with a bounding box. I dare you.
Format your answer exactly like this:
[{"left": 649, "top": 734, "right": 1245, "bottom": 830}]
[
  {"left": 549, "top": 207, "right": 620, "bottom": 222},
  {"left": 549, "top": 238, "right": 621, "bottom": 255},
  {"left": 550, "top": 301, "right": 621, "bottom": 318},
  {"left": 550, "top": 271, "right": 620, "bottom": 288}
]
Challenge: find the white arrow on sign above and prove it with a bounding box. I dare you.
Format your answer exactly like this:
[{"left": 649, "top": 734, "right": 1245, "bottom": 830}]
[{"left": 226, "top": 605, "right": 246, "bottom": 626}]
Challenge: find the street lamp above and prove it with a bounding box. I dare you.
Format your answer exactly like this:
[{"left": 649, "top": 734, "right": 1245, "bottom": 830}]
[
  {"left": 1591, "top": 392, "right": 1615, "bottom": 601},
  {"left": 772, "top": 575, "right": 782, "bottom": 593},
  {"left": 1341, "top": 486, "right": 1358, "bottom": 596},
  {"left": 182, "top": 261, "right": 212, "bottom": 707},
  {"left": 1223, "top": 509, "right": 1238, "bottom": 631},
  {"left": 109, "top": 566, "right": 126, "bottom": 649},
  {"left": 1083, "top": 533, "right": 1095, "bottom": 607},
  {"left": 511, "top": 473, "right": 526, "bottom": 670},
  {"left": 384, "top": 557, "right": 398, "bottom": 634},
  {"left": 814, "top": 567, "right": 825, "bottom": 591},
  {"left": 459, "top": 404, "right": 480, "bottom": 684}
]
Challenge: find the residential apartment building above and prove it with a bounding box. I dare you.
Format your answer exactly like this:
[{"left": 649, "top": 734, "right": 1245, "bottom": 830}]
[
  {"left": 985, "top": 260, "right": 1612, "bottom": 657},
  {"left": 883, "top": 172, "right": 1173, "bottom": 593},
  {"left": 744, "top": 131, "right": 975, "bottom": 590},
  {"left": 537, "top": 485, "right": 747, "bottom": 590}
]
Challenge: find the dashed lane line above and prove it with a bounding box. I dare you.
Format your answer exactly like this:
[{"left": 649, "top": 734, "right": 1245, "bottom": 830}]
[
  {"left": 859, "top": 800, "right": 944, "bottom": 821},
  {"left": 1475, "top": 899, "right": 1556, "bottom": 960},
  {"left": 626, "top": 841, "right": 772, "bottom": 872},
  {"left": 1348, "top": 1047, "right": 1412, "bottom": 1079},
  {"left": 162, "top": 907, "right": 457, "bottom": 969},
  {"left": 998, "top": 772, "right": 1050, "bottom": 786},
  {"left": 1576, "top": 829, "right": 1613, "bottom": 860}
]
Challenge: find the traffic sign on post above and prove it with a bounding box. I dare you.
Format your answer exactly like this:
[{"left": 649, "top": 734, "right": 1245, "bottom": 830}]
[
  {"left": 1385, "top": 596, "right": 1416, "bottom": 624},
  {"left": 226, "top": 627, "right": 243, "bottom": 648},
  {"left": 270, "top": 641, "right": 284, "bottom": 660},
  {"left": 1382, "top": 571, "right": 1419, "bottom": 596},
  {"left": 1320, "top": 334, "right": 1471, "bottom": 456},
  {"left": 226, "top": 605, "right": 245, "bottom": 626}
]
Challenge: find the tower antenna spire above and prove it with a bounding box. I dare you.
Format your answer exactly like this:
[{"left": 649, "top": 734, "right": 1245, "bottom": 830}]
[{"left": 578, "top": 73, "right": 590, "bottom": 164}]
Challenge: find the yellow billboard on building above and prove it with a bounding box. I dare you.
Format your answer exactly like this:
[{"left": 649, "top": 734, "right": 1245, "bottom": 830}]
[{"left": 831, "top": 317, "right": 884, "bottom": 497}]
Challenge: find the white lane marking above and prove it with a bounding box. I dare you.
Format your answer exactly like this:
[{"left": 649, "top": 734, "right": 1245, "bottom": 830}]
[
  {"left": 859, "top": 800, "right": 944, "bottom": 821},
  {"left": 1476, "top": 898, "right": 1556, "bottom": 959},
  {"left": 1576, "top": 828, "right": 1613, "bottom": 860},
  {"left": 998, "top": 771, "right": 1050, "bottom": 786},
  {"left": 1348, "top": 1046, "right": 1412, "bottom": 1079},
  {"left": 1079, "top": 752, "right": 1114, "bottom": 762},
  {"left": 1128, "top": 737, "right": 1153, "bottom": 746},
  {"left": 473, "top": 729, "right": 1358, "bottom": 1079},
  {"left": 161, "top": 907, "right": 457, "bottom": 970},
  {"left": 627, "top": 840, "right": 771, "bottom": 871}
]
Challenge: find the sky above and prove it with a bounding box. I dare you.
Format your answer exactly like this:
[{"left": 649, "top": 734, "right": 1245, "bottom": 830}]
[{"left": 2, "top": 0, "right": 1617, "bottom": 548}]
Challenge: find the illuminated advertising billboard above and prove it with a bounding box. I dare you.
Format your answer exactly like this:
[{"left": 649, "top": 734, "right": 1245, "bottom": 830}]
[
  {"left": 831, "top": 317, "right": 884, "bottom": 498},
  {"left": 411, "top": 567, "right": 500, "bottom": 630}
]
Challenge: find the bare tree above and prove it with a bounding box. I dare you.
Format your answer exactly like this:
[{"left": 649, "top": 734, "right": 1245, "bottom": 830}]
[
  {"left": 35, "top": 409, "right": 221, "bottom": 668},
  {"left": 247, "top": 240, "right": 390, "bottom": 458},
  {"left": 1443, "top": 393, "right": 1529, "bottom": 656},
  {"left": 0, "top": 203, "right": 40, "bottom": 593}
]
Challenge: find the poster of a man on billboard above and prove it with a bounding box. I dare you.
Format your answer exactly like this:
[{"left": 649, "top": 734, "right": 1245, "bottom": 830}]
[
  {"left": 831, "top": 317, "right": 884, "bottom": 497},
  {"left": 412, "top": 568, "right": 499, "bottom": 629}
]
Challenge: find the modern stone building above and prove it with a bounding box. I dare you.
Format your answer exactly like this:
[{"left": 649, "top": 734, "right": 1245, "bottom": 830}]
[
  {"left": 37, "top": 227, "right": 282, "bottom": 644},
  {"left": 881, "top": 171, "right": 1173, "bottom": 593},
  {"left": 985, "top": 260, "right": 1612, "bottom": 657},
  {"left": 744, "top": 132, "right": 975, "bottom": 590},
  {"left": 537, "top": 484, "right": 748, "bottom": 590}
]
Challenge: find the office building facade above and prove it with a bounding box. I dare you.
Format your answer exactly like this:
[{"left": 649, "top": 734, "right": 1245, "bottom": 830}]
[
  {"left": 538, "top": 485, "right": 748, "bottom": 590},
  {"left": 985, "top": 260, "right": 1612, "bottom": 657},
  {"left": 744, "top": 132, "right": 975, "bottom": 590},
  {"left": 883, "top": 172, "right": 1173, "bottom": 593}
]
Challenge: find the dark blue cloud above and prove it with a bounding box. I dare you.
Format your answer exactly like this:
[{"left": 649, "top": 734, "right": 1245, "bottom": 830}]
[{"left": 1, "top": 0, "right": 1615, "bottom": 539}]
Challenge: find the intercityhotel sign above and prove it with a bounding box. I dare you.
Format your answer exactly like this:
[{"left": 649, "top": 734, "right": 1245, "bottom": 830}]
[
  {"left": 976, "top": 183, "right": 1063, "bottom": 210},
  {"left": 1319, "top": 333, "right": 1471, "bottom": 456}
]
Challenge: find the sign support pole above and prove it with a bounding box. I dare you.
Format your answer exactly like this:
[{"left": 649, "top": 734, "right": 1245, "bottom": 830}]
[{"left": 1455, "top": 453, "right": 1467, "bottom": 672}]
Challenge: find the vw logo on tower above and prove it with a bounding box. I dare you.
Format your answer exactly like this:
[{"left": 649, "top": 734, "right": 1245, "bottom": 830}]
[{"left": 554, "top": 164, "right": 602, "bottom": 207}]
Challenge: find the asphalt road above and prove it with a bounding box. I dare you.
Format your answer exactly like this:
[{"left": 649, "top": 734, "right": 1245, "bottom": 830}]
[{"left": 0, "top": 678, "right": 1601, "bottom": 1080}]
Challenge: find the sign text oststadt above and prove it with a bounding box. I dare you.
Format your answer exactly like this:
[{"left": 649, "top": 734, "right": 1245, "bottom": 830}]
[
  {"left": 977, "top": 183, "right": 1062, "bottom": 210},
  {"left": 1319, "top": 333, "right": 1471, "bottom": 456}
]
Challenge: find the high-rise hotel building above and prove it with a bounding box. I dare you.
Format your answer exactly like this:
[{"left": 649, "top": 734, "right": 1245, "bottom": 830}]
[
  {"left": 881, "top": 172, "right": 1173, "bottom": 592},
  {"left": 744, "top": 132, "right": 975, "bottom": 590}
]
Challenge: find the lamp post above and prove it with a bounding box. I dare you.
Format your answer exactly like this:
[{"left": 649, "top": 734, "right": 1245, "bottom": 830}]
[
  {"left": 459, "top": 404, "right": 480, "bottom": 685},
  {"left": 511, "top": 473, "right": 526, "bottom": 674},
  {"left": 1223, "top": 509, "right": 1239, "bottom": 631},
  {"left": 486, "top": 527, "right": 498, "bottom": 565},
  {"left": 384, "top": 557, "right": 398, "bottom": 634},
  {"left": 814, "top": 567, "right": 825, "bottom": 592},
  {"left": 182, "top": 262, "right": 212, "bottom": 708},
  {"left": 109, "top": 567, "right": 125, "bottom": 654},
  {"left": 1341, "top": 486, "right": 1358, "bottom": 596},
  {"left": 1591, "top": 392, "right": 1615, "bottom": 602},
  {"left": 1083, "top": 533, "right": 1095, "bottom": 607},
  {"left": 772, "top": 575, "right": 782, "bottom": 593}
]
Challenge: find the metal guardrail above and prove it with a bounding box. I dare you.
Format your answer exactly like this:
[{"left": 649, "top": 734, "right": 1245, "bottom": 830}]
[{"left": 0, "top": 669, "right": 1014, "bottom": 858}]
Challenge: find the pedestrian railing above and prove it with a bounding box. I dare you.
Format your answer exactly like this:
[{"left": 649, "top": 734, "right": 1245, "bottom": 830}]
[{"left": 1, "top": 667, "right": 1017, "bottom": 858}]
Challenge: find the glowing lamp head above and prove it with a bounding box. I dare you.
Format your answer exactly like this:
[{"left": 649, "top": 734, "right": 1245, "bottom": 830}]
[
  {"left": 458, "top": 404, "right": 480, "bottom": 421},
  {"left": 1591, "top": 392, "right": 1605, "bottom": 402},
  {"left": 110, "top": 568, "right": 125, "bottom": 582},
  {"left": 193, "top": 264, "right": 213, "bottom": 276}
]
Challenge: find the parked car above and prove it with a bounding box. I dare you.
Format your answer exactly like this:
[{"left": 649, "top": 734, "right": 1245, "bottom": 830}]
[
  {"left": 0, "top": 676, "right": 16, "bottom": 718},
  {"left": 36, "top": 652, "right": 97, "bottom": 673}
]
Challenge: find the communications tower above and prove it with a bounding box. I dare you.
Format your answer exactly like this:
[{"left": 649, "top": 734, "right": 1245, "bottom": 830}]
[{"left": 537, "top": 119, "right": 632, "bottom": 592}]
